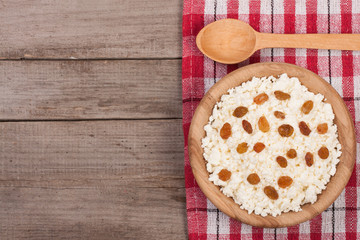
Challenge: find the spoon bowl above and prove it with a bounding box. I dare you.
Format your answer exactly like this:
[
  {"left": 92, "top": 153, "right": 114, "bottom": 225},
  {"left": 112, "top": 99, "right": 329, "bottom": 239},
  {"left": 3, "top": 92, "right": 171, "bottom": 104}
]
[
  {"left": 196, "top": 19, "right": 256, "bottom": 64},
  {"left": 196, "top": 19, "right": 360, "bottom": 64}
]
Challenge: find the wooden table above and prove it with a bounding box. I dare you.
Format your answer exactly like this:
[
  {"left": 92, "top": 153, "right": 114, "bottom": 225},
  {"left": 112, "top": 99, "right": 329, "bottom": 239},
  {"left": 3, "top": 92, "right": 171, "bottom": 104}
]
[{"left": 0, "top": 1, "right": 185, "bottom": 239}]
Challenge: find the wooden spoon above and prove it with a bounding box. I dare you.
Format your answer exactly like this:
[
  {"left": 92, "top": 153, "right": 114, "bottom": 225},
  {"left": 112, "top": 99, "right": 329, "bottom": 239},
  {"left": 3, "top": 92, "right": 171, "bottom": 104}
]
[{"left": 196, "top": 19, "right": 360, "bottom": 64}]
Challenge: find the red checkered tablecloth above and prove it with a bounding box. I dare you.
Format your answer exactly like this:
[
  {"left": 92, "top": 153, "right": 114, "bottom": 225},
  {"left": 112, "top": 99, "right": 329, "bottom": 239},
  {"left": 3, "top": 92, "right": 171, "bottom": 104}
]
[{"left": 182, "top": 0, "right": 360, "bottom": 239}]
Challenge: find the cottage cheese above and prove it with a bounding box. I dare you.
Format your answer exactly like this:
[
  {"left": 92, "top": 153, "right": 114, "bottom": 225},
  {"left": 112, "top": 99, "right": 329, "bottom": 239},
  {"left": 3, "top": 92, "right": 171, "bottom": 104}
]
[{"left": 201, "top": 74, "right": 342, "bottom": 217}]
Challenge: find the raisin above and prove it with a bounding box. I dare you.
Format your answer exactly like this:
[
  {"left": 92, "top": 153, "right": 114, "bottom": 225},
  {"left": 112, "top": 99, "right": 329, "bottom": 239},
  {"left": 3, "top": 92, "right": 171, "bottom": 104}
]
[
  {"left": 218, "top": 169, "right": 231, "bottom": 181},
  {"left": 253, "top": 142, "right": 265, "bottom": 153},
  {"left": 278, "top": 124, "right": 294, "bottom": 137},
  {"left": 247, "top": 173, "right": 260, "bottom": 185},
  {"left": 258, "top": 116, "right": 270, "bottom": 132},
  {"left": 220, "top": 122, "right": 232, "bottom": 139},
  {"left": 299, "top": 121, "right": 311, "bottom": 136},
  {"left": 318, "top": 147, "right": 329, "bottom": 159},
  {"left": 274, "top": 111, "right": 285, "bottom": 119},
  {"left": 236, "top": 142, "right": 248, "bottom": 154},
  {"left": 276, "top": 156, "right": 288, "bottom": 168},
  {"left": 278, "top": 176, "right": 293, "bottom": 188},
  {"left": 305, "top": 152, "right": 314, "bottom": 167},
  {"left": 274, "top": 91, "right": 291, "bottom": 100},
  {"left": 254, "top": 93, "right": 269, "bottom": 105},
  {"left": 317, "top": 123, "right": 328, "bottom": 134},
  {"left": 233, "top": 106, "right": 248, "bottom": 118},
  {"left": 301, "top": 100, "right": 314, "bottom": 114},
  {"left": 286, "top": 149, "right": 297, "bottom": 159},
  {"left": 242, "top": 120, "right": 253, "bottom": 134},
  {"left": 264, "top": 186, "right": 279, "bottom": 200}
]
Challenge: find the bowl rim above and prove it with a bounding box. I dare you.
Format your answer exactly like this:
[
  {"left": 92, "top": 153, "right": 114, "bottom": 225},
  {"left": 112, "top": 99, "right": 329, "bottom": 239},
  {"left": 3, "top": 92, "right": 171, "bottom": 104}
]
[{"left": 188, "top": 62, "right": 356, "bottom": 228}]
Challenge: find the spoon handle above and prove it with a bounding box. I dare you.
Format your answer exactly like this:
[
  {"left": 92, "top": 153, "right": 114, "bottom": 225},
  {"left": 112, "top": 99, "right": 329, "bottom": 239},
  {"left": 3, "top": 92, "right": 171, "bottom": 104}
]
[{"left": 256, "top": 33, "right": 360, "bottom": 51}]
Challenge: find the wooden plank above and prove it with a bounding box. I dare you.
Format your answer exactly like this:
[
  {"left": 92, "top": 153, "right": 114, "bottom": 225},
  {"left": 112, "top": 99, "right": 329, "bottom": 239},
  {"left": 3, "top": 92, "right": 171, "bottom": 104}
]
[
  {"left": 0, "top": 119, "right": 186, "bottom": 239},
  {"left": 0, "top": 0, "right": 182, "bottom": 59},
  {"left": 0, "top": 60, "right": 182, "bottom": 120}
]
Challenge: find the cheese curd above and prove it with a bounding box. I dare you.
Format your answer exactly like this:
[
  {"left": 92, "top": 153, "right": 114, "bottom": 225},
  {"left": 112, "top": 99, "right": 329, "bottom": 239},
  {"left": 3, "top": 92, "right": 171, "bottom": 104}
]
[{"left": 201, "top": 74, "right": 342, "bottom": 217}]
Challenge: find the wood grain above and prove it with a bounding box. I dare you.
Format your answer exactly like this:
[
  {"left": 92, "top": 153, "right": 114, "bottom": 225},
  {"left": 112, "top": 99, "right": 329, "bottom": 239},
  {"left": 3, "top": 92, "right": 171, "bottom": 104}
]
[
  {"left": 0, "top": 119, "right": 186, "bottom": 239},
  {"left": 188, "top": 62, "right": 356, "bottom": 227},
  {"left": 0, "top": 60, "right": 182, "bottom": 120},
  {"left": 0, "top": 0, "right": 182, "bottom": 59},
  {"left": 257, "top": 32, "right": 360, "bottom": 51}
]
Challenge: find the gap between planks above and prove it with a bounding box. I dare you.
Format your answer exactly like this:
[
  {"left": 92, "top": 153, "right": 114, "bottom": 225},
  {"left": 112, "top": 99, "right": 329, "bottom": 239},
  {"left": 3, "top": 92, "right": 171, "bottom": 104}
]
[{"left": 0, "top": 117, "right": 182, "bottom": 123}]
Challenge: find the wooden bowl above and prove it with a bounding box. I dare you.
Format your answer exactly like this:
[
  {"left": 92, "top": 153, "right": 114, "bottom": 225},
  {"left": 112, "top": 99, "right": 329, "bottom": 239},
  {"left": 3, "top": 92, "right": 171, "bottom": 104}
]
[{"left": 188, "top": 62, "right": 356, "bottom": 228}]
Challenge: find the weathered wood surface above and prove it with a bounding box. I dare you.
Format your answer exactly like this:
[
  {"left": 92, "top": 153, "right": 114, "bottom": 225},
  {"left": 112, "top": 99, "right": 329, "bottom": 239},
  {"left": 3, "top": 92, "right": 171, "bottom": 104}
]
[
  {"left": 0, "top": 120, "right": 186, "bottom": 239},
  {"left": 0, "top": 60, "right": 182, "bottom": 120},
  {"left": 0, "top": 0, "right": 182, "bottom": 59},
  {"left": 0, "top": 0, "right": 186, "bottom": 238}
]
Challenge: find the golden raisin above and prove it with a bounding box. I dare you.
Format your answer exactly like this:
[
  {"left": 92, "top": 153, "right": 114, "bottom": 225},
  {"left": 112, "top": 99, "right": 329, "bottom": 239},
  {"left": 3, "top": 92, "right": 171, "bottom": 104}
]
[
  {"left": 305, "top": 152, "right": 314, "bottom": 167},
  {"left": 220, "top": 122, "right": 232, "bottom": 139},
  {"left": 247, "top": 173, "right": 260, "bottom": 185},
  {"left": 274, "top": 91, "right": 291, "bottom": 100},
  {"left": 286, "top": 149, "right": 297, "bottom": 159},
  {"left": 218, "top": 169, "right": 231, "bottom": 181},
  {"left": 264, "top": 186, "right": 279, "bottom": 200},
  {"left": 276, "top": 156, "right": 288, "bottom": 168},
  {"left": 258, "top": 116, "right": 270, "bottom": 133},
  {"left": 317, "top": 123, "right": 328, "bottom": 134},
  {"left": 253, "top": 142, "right": 265, "bottom": 153},
  {"left": 318, "top": 147, "right": 329, "bottom": 159},
  {"left": 278, "top": 124, "right": 294, "bottom": 137},
  {"left": 236, "top": 142, "right": 248, "bottom": 154},
  {"left": 301, "top": 100, "right": 314, "bottom": 114},
  {"left": 254, "top": 93, "right": 269, "bottom": 105},
  {"left": 233, "top": 106, "right": 248, "bottom": 118},
  {"left": 299, "top": 121, "right": 311, "bottom": 136},
  {"left": 278, "top": 176, "right": 293, "bottom": 188},
  {"left": 242, "top": 120, "right": 253, "bottom": 134},
  {"left": 274, "top": 111, "right": 285, "bottom": 119}
]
